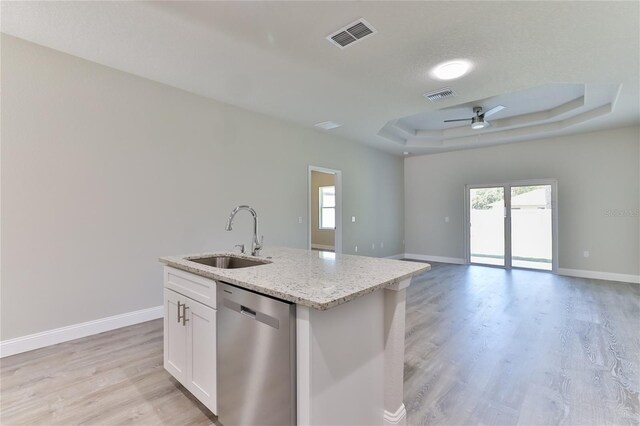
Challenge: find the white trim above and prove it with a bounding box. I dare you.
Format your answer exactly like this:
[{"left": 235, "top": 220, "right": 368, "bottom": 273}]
[
  {"left": 558, "top": 268, "right": 640, "bottom": 284},
  {"left": 311, "top": 244, "right": 335, "bottom": 251},
  {"left": 296, "top": 306, "right": 312, "bottom": 426},
  {"left": 387, "top": 255, "right": 638, "bottom": 284},
  {"left": 0, "top": 305, "right": 163, "bottom": 358},
  {"left": 385, "top": 254, "right": 405, "bottom": 260},
  {"left": 308, "top": 165, "right": 342, "bottom": 254},
  {"left": 383, "top": 403, "right": 407, "bottom": 425},
  {"left": 403, "top": 253, "right": 466, "bottom": 264}
]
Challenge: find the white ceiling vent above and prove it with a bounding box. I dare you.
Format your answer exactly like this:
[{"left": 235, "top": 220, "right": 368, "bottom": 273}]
[
  {"left": 327, "top": 19, "right": 377, "bottom": 49},
  {"left": 423, "top": 87, "right": 457, "bottom": 102}
]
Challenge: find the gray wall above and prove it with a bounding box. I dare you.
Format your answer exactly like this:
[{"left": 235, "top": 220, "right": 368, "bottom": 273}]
[
  {"left": 1, "top": 35, "right": 405, "bottom": 340},
  {"left": 311, "top": 171, "right": 336, "bottom": 248},
  {"left": 405, "top": 126, "right": 640, "bottom": 275}
]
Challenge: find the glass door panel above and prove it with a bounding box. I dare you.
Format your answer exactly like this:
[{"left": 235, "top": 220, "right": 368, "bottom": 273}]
[
  {"left": 510, "top": 185, "right": 553, "bottom": 270},
  {"left": 469, "top": 187, "right": 505, "bottom": 266}
]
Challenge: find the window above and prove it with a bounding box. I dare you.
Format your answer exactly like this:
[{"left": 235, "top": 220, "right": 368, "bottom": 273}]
[{"left": 319, "top": 186, "right": 335, "bottom": 229}]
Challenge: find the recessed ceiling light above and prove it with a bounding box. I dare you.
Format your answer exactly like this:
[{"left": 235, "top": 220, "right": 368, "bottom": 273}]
[
  {"left": 403, "top": 151, "right": 410, "bottom": 155},
  {"left": 315, "top": 121, "right": 341, "bottom": 130},
  {"left": 431, "top": 60, "right": 473, "bottom": 80}
]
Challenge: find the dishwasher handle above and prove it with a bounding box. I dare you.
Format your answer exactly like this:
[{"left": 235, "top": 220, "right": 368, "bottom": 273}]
[
  {"left": 223, "top": 297, "right": 280, "bottom": 329},
  {"left": 240, "top": 305, "right": 256, "bottom": 319}
]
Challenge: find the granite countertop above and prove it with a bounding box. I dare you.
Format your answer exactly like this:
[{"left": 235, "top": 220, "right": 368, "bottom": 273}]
[{"left": 159, "top": 247, "right": 430, "bottom": 310}]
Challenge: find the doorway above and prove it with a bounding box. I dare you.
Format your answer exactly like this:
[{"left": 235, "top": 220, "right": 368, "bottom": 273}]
[
  {"left": 308, "top": 166, "right": 342, "bottom": 254},
  {"left": 465, "top": 180, "right": 558, "bottom": 272}
]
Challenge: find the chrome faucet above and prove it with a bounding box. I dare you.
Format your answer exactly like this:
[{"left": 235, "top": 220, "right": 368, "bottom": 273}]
[{"left": 225, "top": 205, "right": 263, "bottom": 256}]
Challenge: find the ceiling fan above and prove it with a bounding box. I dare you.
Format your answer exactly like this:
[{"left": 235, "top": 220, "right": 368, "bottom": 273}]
[{"left": 444, "top": 105, "right": 505, "bottom": 130}]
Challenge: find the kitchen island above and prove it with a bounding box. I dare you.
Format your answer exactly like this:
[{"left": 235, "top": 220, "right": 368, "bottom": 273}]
[{"left": 160, "top": 247, "right": 429, "bottom": 425}]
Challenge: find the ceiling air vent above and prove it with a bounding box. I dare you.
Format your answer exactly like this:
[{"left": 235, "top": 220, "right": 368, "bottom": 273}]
[
  {"left": 327, "top": 19, "right": 377, "bottom": 49},
  {"left": 423, "top": 87, "right": 456, "bottom": 102}
]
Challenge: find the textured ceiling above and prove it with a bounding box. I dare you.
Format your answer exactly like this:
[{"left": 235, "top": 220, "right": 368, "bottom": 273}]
[{"left": 2, "top": 1, "right": 639, "bottom": 156}]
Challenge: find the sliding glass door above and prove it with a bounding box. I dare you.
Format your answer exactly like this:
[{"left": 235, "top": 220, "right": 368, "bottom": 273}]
[
  {"left": 466, "top": 181, "right": 556, "bottom": 272},
  {"left": 510, "top": 184, "right": 553, "bottom": 270},
  {"left": 469, "top": 187, "right": 506, "bottom": 267}
]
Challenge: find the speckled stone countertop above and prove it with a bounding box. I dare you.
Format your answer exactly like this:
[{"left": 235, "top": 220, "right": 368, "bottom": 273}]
[{"left": 159, "top": 247, "right": 430, "bottom": 310}]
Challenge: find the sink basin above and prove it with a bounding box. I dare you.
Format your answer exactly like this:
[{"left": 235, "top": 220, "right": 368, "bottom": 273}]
[{"left": 187, "top": 255, "right": 269, "bottom": 269}]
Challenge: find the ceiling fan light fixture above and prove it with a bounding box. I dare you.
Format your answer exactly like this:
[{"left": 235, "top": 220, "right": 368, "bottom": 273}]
[
  {"left": 471, "top": 116, "right": 488, "bottom": 130},
  {"left": 431, "top": 60, "right": 473, "bottom": 80}
]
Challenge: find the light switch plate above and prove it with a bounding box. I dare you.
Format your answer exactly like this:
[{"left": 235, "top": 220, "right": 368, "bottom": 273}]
[{"left": 351, "top": 216, "right": 356, "bottom": 222}]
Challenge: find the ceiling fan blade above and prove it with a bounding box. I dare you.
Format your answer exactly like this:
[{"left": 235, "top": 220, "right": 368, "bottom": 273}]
[
  {"left": 483, "top": 105, "right": 505, "bottom": 118},
  {"left": 444, "top": 118, "right": 473, "bottom": 122}
]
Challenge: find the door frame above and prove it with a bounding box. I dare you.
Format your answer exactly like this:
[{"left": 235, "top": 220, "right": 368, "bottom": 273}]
[
  {"left": 308, "top": 165, "right": 342, "bottom": 254},
  {"left": 464, "top": 179, "right": 558, "bottom": 273}
]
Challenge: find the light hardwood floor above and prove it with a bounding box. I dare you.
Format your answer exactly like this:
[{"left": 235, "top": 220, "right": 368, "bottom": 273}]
[
  {"left": 0, "top": 318, "right": 219, "bottom": 425},
  {"left": 404, "top": 262, "right": 639, "bottom": 426},
  {"left": 1, "top": 262, "right": 638, "bottom": 425}
]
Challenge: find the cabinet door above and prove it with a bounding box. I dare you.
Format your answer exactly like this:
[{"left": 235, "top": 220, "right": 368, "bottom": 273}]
[
  {"left": 186, "top": 298, "right": 217, "bottom": 414},
  {"left": 164, "top": 289, "right": 187, "bottom": 383}
]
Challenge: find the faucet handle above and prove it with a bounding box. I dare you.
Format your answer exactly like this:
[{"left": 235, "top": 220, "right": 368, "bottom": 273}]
[
  {"left": 253, "top": 236, "right": 264, "bottom": 256},
  {"left": 234, "top": 244, "right": 245, "bottom": 254}
]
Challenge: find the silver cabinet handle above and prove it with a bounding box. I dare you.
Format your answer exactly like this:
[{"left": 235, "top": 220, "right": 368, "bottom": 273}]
[
  {"left": 177, "top": 301, "right": 183, "bottom": 323},
  {"left": 177, "top": 301, "right": 190, "bottom": 326},
  {"left": 182, "top": 306, "right": 189, "bottom": 326}
]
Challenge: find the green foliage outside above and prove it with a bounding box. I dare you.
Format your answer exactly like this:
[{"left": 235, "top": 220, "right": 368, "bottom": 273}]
[{"left": 472, "top": 186, "right": 538, "bottom": 210}]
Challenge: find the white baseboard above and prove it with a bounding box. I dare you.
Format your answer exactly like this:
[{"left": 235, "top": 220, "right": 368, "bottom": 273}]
[
  {"left": 403, "top": 253, "right": 466, "bottom": 264},
  {"left": 401, "top": 255, "right": 639, "bottom": 283},
  {"left": 383, "top": 403, "right": 407, "bottom": 425},
  {"left": 311, "top": 244, "right": 335, "bottom": 250},
  {"left": 558, "top": 268, "right": 640, "bottom": 284},
  {"left": 0, "top": 305, "right": 163, "bottom": 358},
  {"left": 385, "top": 254, "right": 405, "bottom": 260}
]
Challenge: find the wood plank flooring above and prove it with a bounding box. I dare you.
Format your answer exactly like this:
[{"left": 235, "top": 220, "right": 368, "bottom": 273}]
[
  {"left": 404, "top": 262, "right": 639, "bottom": 425},
  {"left": 0, "top": 320, "right": 220, "bottom": 425},
  {"left": 1, "top": 262, "right": 638, "bottom": 425}
]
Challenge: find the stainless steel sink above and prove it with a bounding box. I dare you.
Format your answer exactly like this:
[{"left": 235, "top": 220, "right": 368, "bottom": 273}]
[{"left": 187, "top": 255, "right": 269, "bottom": 269}]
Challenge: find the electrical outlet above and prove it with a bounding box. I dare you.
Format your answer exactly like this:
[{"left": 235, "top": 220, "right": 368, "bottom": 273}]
[
  {"left": 351, "top": 216, "right": 356, "bottom": 223},
  {"left": 354, "top": 245, "right": 358, "bottom": 253},
  {"left": 298, "top": 216, "right": 303, "bottom": 224},
  {"left": 380, "top": 242, "right": 384, "bottom": 248},
  {"left": 583, "top": 250, "right": 590, "bottom": 258}
]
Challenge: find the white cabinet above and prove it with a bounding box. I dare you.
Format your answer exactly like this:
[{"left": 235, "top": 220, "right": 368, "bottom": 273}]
[
  {"left": 185, "top": 296, "right": 216, "bottom": 410},
  {"left": 163, "top": 267, "right": 217, "bottom": 414},
  {"left": 164, "top": 288, "right": 188, "bottom": 383}
]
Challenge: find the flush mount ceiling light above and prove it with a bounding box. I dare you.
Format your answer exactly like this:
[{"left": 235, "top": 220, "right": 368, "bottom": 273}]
[
  {"left": 430, "top": 60, "right": 473, "bottom": 80},
  {"left": 315, "top": 121, "right": 341, "bottom": 130}
]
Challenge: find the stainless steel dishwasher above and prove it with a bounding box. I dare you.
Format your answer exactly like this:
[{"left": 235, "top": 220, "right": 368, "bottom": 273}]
[{"left": 217, "top": 282, "right": 296, "bottom": 426}]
